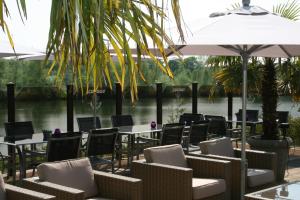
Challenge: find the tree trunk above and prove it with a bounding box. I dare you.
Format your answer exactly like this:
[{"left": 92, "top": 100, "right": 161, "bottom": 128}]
[{"left": 261, "top": 58, "right": 279, "bottom": 140}]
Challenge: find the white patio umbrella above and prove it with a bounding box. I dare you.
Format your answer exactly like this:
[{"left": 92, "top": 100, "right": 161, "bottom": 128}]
[
  {"left": 0, "top": 40, "right": 43, "bottom": 58},
  {"left": 173, "top": 0, "right": 300, "bottom": 199}
]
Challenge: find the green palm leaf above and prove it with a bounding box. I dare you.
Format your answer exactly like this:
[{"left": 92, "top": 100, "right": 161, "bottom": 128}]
[{"left": 46, "top": 0, "right": 184, "bottom": 102}]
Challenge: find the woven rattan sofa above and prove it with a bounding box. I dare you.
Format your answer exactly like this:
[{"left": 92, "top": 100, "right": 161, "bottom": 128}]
[
  {"left": 22, "top": 158, "right": 142, "bottom": 200},
  {"left": 0, "top": 172, "right": 55, "bottom": 200},
  {"left": 189, "top": 137, "right": 277, "bottom": 200},
  {"left": 132, "top": 144, "right": 232, "bottom": 200}
]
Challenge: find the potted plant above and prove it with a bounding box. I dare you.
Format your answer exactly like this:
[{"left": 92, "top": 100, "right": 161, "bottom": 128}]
[{"left": 247, "top": 58, "right": 289, "bottom": 182}]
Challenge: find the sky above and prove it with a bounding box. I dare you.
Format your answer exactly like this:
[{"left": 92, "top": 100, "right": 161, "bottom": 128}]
[{"left": 0, "top": 0, "right": 290, "bottom": 53}]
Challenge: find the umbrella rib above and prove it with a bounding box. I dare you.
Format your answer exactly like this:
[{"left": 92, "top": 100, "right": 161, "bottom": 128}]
[
  {"left": 167, "top": 45, "right": 186, "bottom": 57},
  {"left": 279, "top": 45, "right": 292, "bottom": 58}
]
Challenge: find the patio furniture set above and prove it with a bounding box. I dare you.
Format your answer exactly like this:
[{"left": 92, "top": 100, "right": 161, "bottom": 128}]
[{"left": 0, "top": 112, "right": 288, "bottom": 199}]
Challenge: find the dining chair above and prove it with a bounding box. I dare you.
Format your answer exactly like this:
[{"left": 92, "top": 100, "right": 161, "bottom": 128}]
[
  {"left": 4, "top": 121, "right": 45, "bottom": 178},
  {"left": 184, "top": 121, "right": 209, "bottom": 153},
  {"left": 4, "top": 121, "right": 34, "bottom": 141},
  {"left": 86, "top": 128, "right": 118, "bottom": 173},
  {"left": 276, "top": 111, "right": 290, "bottom": 136},
  {"left": 111, "top": 115, "right": 134, "bottom": 127},
  {"left": 160, "top": 123, "right": 185, "bottom": 146},
  {"left": 31, "top": 132, "right": 82, "bottom": 176},
  {"left": 204, "top": 115, "right": 241, "bottom": 140},
  {"left": 46, "top": 132, "right": 82, "bottom": 162},
  {"left": 179, "top": 113, "right": 205, "bottom": 126},
  {"left": 77, "top": 116, "right": 101, "bottom": 133}
]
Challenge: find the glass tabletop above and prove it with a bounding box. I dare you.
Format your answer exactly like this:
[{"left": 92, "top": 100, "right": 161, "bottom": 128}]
[
  {"left": 118, "top": 124, "right": 162, "bottom": 134},
  {"left": 0, "top": 133, "right": 46, "bottom": 146},
  {"left": 246, "top": 181, "right": 300, "bottom": 199}
]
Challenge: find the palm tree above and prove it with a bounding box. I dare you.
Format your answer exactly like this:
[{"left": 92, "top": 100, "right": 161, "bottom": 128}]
[
  {"left": 261, "top": 0, "right": 300, "bottom": 139},
  {"left": 207, "top": 56, "right": 261, "bottom": 98},
  {"left": 45, "top": 0, "right": 184, "bottom": 102}
]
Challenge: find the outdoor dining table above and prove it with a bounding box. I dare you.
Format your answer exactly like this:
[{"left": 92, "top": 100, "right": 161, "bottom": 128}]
[
  {"left": 0, "top": 133, "right": 46, "bottom": 183},
  {"left": 0, "top": 133, "right": 88, "bottom": 183},
  {"left": 227, "top": 119, "right": 263, "bottom": 135},
  {"left": 117, "top": 124, "right": 162, "bottom": 166}
]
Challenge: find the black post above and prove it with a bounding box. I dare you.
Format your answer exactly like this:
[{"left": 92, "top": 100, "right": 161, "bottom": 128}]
[
  {"left": 227, "top": 92, "right": 233, "bottom": 128},
  {"left": 67, "top": 84, "right": 74, "bottom": 132},
  {"left": 7, "top": 83, "right": 15, "bottom": 123},
  {"left": 227, "top": 92, "right": 233, "bottom": 120},
  {"left": 116, "top": 83, "right": 122, "bottom": 115},
  {"left": 192, "top": 82, "right": 198, "bottom": 114},
  {"left": 6, "top": 83, "right": 15, "bottom": 179},
  {"left": 156, "top": 83, "right": 162, "bottom": 125}
]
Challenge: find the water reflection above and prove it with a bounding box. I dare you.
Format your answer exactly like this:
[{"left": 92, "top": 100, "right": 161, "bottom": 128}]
[{"left": 0, "top": 97, "right": 299, "bottom": 136}]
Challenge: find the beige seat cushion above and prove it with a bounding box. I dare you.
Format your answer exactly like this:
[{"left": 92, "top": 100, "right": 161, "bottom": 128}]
[
  {"left": 37, "top": 158, "right": 98, "bottom": 198},
  {"left": 247, "top": 168, "right": 275, "bottom": 187},
  {"left": 199, "top": 137, "right": 234, "bottom": 157},
  {"left": 144, "top": 144, "right": 188, "bottom": 168},
  {"left": 192, "top": 178, "right": 226, "bottom": 199},
  {"left": 0, "top": 172, "right": 5, "bottom": 200}
]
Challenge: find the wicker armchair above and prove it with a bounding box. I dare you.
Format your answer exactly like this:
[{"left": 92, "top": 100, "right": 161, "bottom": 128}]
[
  {"left": 190, "top": 138, "right": 277, "bottom": 200},
  {"left": 22, "top": 159, "right": 142, "bottom": 200},
  {"left": 5, "top": 184, "right": 56, "bottom": 200},
  {"left": 132, "top": 145, "right": 232, "bottom": 200},
  {"left": 0, "top": 172, "right": 55, "bottom": 200}
]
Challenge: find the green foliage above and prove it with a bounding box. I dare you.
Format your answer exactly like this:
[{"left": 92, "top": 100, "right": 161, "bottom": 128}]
[
  {"left": 288, "top": 117, "right": 300, "bottom": 145},
  {"left": 167, "top": 97, "right": 185, "bottom": 123},
  {"left": 0, "top": 59, "right": 53, "bottom": 89},
  {"left": 273, "top": 0, "right": 300, "bottom": 20}
]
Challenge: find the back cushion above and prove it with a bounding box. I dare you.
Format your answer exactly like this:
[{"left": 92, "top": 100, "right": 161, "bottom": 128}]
[
  {"left": 144, "top": 144, "right": 188, "bottom": 168},
  {"left": 37, "top": 158, "right": 98, "bottom": 198},
  {"left": 199, "top": 137, "right": 234, "bottom": 157},
  {"left": 0, "top": 172, "right": 5, "bottom": 200}
]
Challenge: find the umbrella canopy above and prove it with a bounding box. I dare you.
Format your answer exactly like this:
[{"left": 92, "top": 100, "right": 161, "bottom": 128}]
[
  {"left": 173, "top": 2, "right": 300, "bottom": 199},
  {"left": 176, "top": 6, "right": 300, "bottom": 58},
  {"left": 0, "top": 40, "right": 42, "bottom": 58}
]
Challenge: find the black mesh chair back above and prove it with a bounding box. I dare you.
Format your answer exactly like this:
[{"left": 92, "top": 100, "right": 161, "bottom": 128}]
[
  {"left": 236, "top": 109, "right": 259, "bottom": 121},
  {"left": 77, "top": 117, "right": 101, "bottom": 133},
  {"left": 46, "top": 132, "right": 82, "bottom": 162},
  {"left": 111, "top": 115, "right": 134, "bottom": 127},
  {"left": 276, "top": 111, "right": 289, "bottom": 123},
  {"left": 4, "top": 121, "right": 34, "bottom": 141},
  {"left": 179, "top": 113, "right": 204, "bottom": 126},
  {"left": 161, "top": 124, "right": 184, "bottom": 145},
  {"left": 207, "top": 117, "right": 227, "bottom": 137},
  {"left": 87, "top": 128, "right": 118, "bottom": 156},
  {"left": 189, "top": 121, "right": 209, "bottom": 145},
  {"left": 204, "top": 115, "right": 225, "bottom": 121}
]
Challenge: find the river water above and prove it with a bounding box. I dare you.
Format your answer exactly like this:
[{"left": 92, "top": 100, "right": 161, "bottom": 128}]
[{"left": 0, "top": 97, "right": 299, "bottom": 136}]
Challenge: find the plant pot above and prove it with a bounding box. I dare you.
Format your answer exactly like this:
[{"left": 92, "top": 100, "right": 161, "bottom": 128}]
[{"left": 247, "top": 135, "right": 289, "bottom": 182}]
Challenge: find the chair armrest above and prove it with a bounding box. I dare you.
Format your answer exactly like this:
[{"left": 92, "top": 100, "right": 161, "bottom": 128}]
[
  {"left": 132, "top": 159, "right": 193, "bottom": 200},
  {"left": 22, "top": 177, "right": 84, "bottom": 200},
  {"left": 5, "top": 184, "right": 56, "bottom": 200},
  {"left": 186, "top": 156, "right": 231, "bottom": 200},
  {"left": 234, "top": 149, "right": 277, "bottom": 171},
  {"left": 188, "top": 152, "right": 242, "bottom": 200},
  {"left": 94, "top": 170, "right": 142, "bottom": 200}
]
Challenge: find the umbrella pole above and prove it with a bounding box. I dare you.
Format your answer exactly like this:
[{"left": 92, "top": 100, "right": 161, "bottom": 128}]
[{"left": 241, "top": 49, "right": 249, "bottom": 200}]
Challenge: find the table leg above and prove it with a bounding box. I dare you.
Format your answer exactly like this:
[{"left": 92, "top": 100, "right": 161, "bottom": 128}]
[
  {"left": 16, "top": 146, "right": 26, "bottom": 180},
  {"left": 250, "top": 124, "right": 257, "bottom": 135}
]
